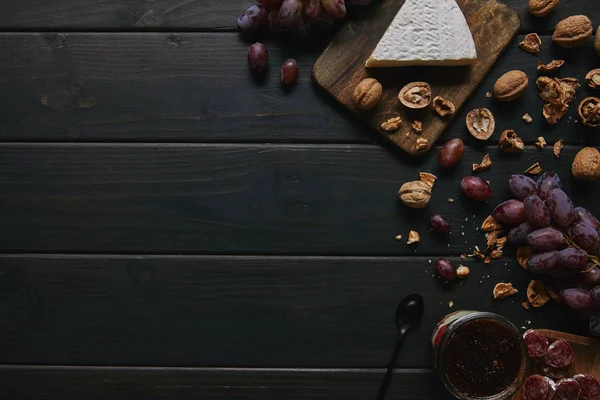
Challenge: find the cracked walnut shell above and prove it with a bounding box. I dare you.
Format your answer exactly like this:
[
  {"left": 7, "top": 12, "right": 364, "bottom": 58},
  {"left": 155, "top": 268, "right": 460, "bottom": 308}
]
[
  {"left": 398, "top": 181, "right": 431, "bottom": 209},
  {"left": 586, "top": 68, "right": 600, "bottom": 89},
  {"left": 433, "top": 96, "right": 455, "bottom": 116},
  {"left": 498, "top": 130, "right": 524, "bottom": 152},
  {"left": 543, "top": 103, "right": 568, "bottom": 125},
  {"left": 529, "top": 0, "right": 559, "bottom": 17},
  {"left": 493, "top": 282, "right": 518, "bottom": 299},
  {"left": 572, "top": 147, "right": 600, "bottom": 181},
  {"left": 398, "top": 82, "right": 432, "bottom": 109},
  {"left": 466, "top": 108, "right": 495, "bottom": 140},
  {"left": 553, "top": 15, "right": 593, "bottom": 48},
  {"left": 537, "top": 76, "right": 564, "bottom": 105},
  {"left": 473, "top": 154, "right": 492, "bottom": 172},
  {"left": 520, "top": 33, "right": 541, "bottom": 53},
  {"left": 352, "top": 78, "right": 382, "bottom": 110},
  {"left": 578, "top": 97, "right": 600, "bottom": 127},
  {"left": 527, "top": 280, "right": 550, "bottom": 308},
  {"left": 493, "top": 70, "right": 528, "bottom": 101},
  {"left": 537, "top": 60, "right": 564, "bottom": 73}
]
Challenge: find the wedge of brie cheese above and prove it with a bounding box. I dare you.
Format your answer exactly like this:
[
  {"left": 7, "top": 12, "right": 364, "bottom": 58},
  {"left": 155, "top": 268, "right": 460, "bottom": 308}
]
[{"left": 366, "top": 0, "right": 477, "bottom": 67}]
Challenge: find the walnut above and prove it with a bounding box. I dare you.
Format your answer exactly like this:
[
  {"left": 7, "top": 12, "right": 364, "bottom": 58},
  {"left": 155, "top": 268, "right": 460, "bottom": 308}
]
[
  {"left": 559, "top": 78, "right": 580, "bottom": 104},
  {"left": 529, "top": 0, "right": 559, "bottom": 17},
  {"left": 527, "top": 280, "right": 550, "bottom": 308},
  {"left": 481, "top": 215, "right": 502, "bottom": 232},
  {"left": 543, "top": 103, "right": 569, "bottom": 125},
  {"left": 537, "top": 60, "right": 565, "bottom": 73},
  {"left": 572, "top": 147, "right": 600, "bottom": 181},
  {"left": 517, "top": 246, "right": 533, "bottom": 269},
  {"left": 537, "top": 77, "right": 564, "bottom": 105},
  {"left": 353, "top": 78, "right": 382, "bottom": 110},
  {"left": 553, "top": 15, "right": 593, "bottom": 48},
  {"left": 525, "top": 162, "right": 542, "bottom": 175},
  {"left": 466, "top": 108, "right": 495, "bottom": 140},
  {"left": 535, "top": 137, "right": 546, "bottom": 148},
  {"left": 456, "top": 266, "right": 470, "bottom": 278},
  {"left": 433, "top": 96, "right": 455, "bottom": 116},
  {"left": 578, "top": 97, "right": 600, "bottom": 127},
  {"left": 520, "top": 33, "right": 541, "bottom": 53},
  {"left": 498, "top": 130, "right": 524, "bottom": 152},
  {"left": 407, "top": 230, "right": 420, "bottom": 244},
  {"left": 522, "top": 113, "right": 533, "bottom": 123},
  {"left": 553, "top": 140, "right": 563, "bottom": 158},
  {"left": 398, "top": 82, "right": 431, "bottom": 109},
  {"left": 381, "top": 117, "right": 402, "bottom": 131},
  {"left": 398, "top": 181, "right": 432, "bottom": 209},
  {"left": 472, "top": 154, "right": 492, "bottom": 172},
  {"left": 493, "top": 282, "right": 518, "bottom": 299},
  {"left": 586, "top": 69, "right": 600, "bottom": 89},
  {"left": 415, "top": 137, "right": 428, "bottom": 151},
  {"left": 419, "top": 172, "right": 437, "bottom": 189},
  {"left": 493, "top": 70, "right": 529, "bottom": 102},
  {"left": 412, "top": 120, "right": 423, "bottom": 133}
]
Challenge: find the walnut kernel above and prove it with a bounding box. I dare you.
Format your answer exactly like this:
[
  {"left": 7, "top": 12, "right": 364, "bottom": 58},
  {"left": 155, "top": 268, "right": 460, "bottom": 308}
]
[
  {"left": 415, "top": 137, "right": 428, "bottom": 151},
  {"left": 493, "top": 282, "right": 518, "bottom": 299},
  {"left": 498, "top": 130, "right": 524, "bottom": 152},
  {"left": 353, "top": 78, "right": 382, "bottom": 110},
  {"left": 381, "top": 117, "right": 402, "bottom": 131},
  {"left": 578, "top": 97, "right": 600, "bottom": 127},
  {"left": 535, "top": 137, "right": 546, "bottom": 148},
  {"left": 399, "top": 82, "right": 432, "bottom": 109},
  {"left": 433, "top": 96, "right": 455, "bottom": 116},
  {"left": 473, "top": 154, "right": 492, "bottom": 172},
  {"left": 407, "top": 230, "right": 420, "bottom": 244},
  {"left": 520, "top": 33, "right": 541, "bottom": 53},
  {"left": 522, "top": 113, "right": 533, "bottom": 123},
  {"left": 412, "top": 120, "right": 423, "bottom": 133},
  {"left": 553, "top": 140, "right": 563, "bottom": 158},
  {"left": 537, "top": 77, "right": 564, "bottom": 104},
  {"left": 525, "top": 162, "right": 542, "bottom": 175},
  {"left": 456, "top": 266, "right": 470, "bottom": 278}
]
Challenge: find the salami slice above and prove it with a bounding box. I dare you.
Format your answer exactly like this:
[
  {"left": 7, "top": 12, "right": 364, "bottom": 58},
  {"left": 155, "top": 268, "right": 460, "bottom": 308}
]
[
  {"left": 553, "top": 378, "right": 581, "bottom": 400},
  {"left": 523, "top": 374, "right": 554, "bottom": 400},
  {"left": 544, "top": 339, "right": 575, "bottom": 368},
  {"left": 542, "top": 363, "right": 570, "bottom": 380},
  {"left": 573, "top": 374, "right": 600, "bottom": 400},
  {"left": 524, "top": 329, "right": 549, "bottom": 357}
]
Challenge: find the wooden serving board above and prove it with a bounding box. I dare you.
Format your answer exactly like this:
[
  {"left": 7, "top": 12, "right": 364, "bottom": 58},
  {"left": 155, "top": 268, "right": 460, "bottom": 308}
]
[
  {"left": 510, "top": 329, "right": 600, "bottom": 400},
  {"left": 312, "top": 0, "right": 520, "bottom": 155}
]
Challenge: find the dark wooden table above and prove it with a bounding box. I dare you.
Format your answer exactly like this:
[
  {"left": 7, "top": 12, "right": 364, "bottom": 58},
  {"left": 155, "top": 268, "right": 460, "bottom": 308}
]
[{"left": 0, "top": 1, "right": 598, "bottom": 398}]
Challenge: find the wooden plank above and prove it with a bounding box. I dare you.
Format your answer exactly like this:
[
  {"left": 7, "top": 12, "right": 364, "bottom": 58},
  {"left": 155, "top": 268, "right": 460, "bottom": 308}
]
[
  {"left": 0, "top": 255, "right": 585, "bottom": 367},
  {"left": 1, "top": 143, "right": 598, "bottom": 255},
  {"left": 0, "top": 366, "right": 452, "bottom": 399},
  {"left": 0, "top": 0, "right": 596, "bottom": 33},
  {"left": 313, "top": 0, "right": 520, "bottom": 154},
  {"left": 0, "top": 33, "right": 597, "bottom": 145}
]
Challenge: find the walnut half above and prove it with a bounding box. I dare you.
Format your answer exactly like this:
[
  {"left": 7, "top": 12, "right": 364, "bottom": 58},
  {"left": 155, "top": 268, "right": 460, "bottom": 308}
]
[
  {"left": 520, "top": 33, "right": 541, "bottom": 53},
  {"left": 578, "top": 97, "right": 600, "bottom": 127},
  {"left": 466, "top": 108, "right": 495, "bottom": 140},
  {"left": 498, "top": 130, "right": 525, "bottom": 152},
  {"left": 493, "top": 282, "right": 518, "bottom": 299},
  {"left": 398, "top": 82, "right": 432, "bottom": 109},
  {"left": 433, "top": 96, "right": 455, "bottom": 116}
]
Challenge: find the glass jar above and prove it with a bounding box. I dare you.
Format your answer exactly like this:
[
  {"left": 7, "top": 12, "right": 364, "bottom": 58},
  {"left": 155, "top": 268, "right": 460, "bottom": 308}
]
[{"left": 431, "top": 310, "right": 528, "bottom": 400}]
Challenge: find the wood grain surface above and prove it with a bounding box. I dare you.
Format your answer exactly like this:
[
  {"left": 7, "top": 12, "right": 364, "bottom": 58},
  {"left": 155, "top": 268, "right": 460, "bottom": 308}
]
[
  {"left": 0, "top": 255, "right": 584, "bottom": 367},
  {"left": 313, "top": 0, "right": 520, "bottom": 154}
]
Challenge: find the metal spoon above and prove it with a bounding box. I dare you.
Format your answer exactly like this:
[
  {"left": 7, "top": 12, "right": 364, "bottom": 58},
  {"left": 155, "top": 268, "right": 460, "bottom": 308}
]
[{"left": 376, "top": 292, "right": 425, "bottom": 400}]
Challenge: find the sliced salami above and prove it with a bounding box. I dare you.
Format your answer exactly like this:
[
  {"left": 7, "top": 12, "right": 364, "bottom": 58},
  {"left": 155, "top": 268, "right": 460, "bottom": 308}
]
[
  {"left": 546, "top": 376, "right": 557, "bottom": 400},
  {"left": 553, "top": 378, "right": 581, "bottom": 400},
  {"left": 524, "top": 329, "right": 549, "bottom": 357},
  {"left": 573, "top": 375, "right": 600, "bottom": 400},
  {"left": 544, "top": 340, "right": 575, "bottom": 368},
  {"left": 542, "top": 363, "right": 570, "bottom": 380},
  {"left": 523, "top": 374, "right": 554, "bottom": 400}
]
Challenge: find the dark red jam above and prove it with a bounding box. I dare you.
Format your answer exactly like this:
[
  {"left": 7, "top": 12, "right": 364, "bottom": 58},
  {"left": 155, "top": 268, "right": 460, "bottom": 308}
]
[{"left": 442, "top": 319, "right": 524, "bottom": 397}]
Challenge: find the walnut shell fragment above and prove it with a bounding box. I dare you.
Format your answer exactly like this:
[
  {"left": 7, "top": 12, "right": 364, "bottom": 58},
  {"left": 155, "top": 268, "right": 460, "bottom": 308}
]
[
  {"left": 498, "top": 130, "right": 525, "bottom": 152},
  {"left": 525, "top": 162, "right": 542, "bottom": 175},
  {"left": 535, "top": 137, "right": 546, "bottom": 149},
  {"left": 537, "top": 77, "right": 564, "bottom": 105},
  {"left": 419, "top": 172, "right": 437, "bottom": 189},
  {"left": 553, "top": 15, "right": 593, "bottom": 48},
  {"left": 586, "top": 69, "right": 600, "bottom": 89},
  {"left": 520, "top": 33, "right": 541, "bottom": 53},
  {"left": 527, "top": 280, "right": 550, "bottom": 308},
  {"left": 529, "top": 0, "right": 559, "bottom": 17},
  {"left": 433, "top": 96, "right": 455, "bottom": 116},
  {"left": 523, "top": 113, "right": 533, "bottom": 123},
  {"left": 481, "top": 215, "right": 502, "bottom": 232},
  {"left": 559, "top": 78, "right": 580, "bottom": 104},
  {"left": 517, "top": 246, "right": 533, "bottom": 269},
  {"left": 473, "top": 154, "right": 492, "bottom": 172},
  {"left": 578, "top": 97, "right": 600, "bottom": 127},
  {"left": 353, "top": 78, "right": 382, "bottom": 110},
  {"left": 399, "top": 82, "right": 431, "bottom": 109},
  {"left": 493, "top": 282, "right": 518, "bottom": 299},
  {"left": 466, "top": 108, "right": 495, "bottom": 140},
  {"left": 493, "top": 70, "right": 529, "bottom": 101},
  {"left": 407, "top": 230, "right": 420, "bottom": 244},
  {"left": 543, "top": 103, "right": 568, "bottom": 125},
  {"left": 381, "top": 117, "right": 402, "bottom": 132},
  {"left": 412, "top": 120, "right": 423, "bottom": 133},
  {"left": 553, "top": 140, "right": 563, "bottom": 158},
  {"left": 537, "top": 60, "right": 564, "bottom": 73},
  {"left": 456, "top": 266, "right": 470, "bottom": 278},
  {"left": 398, "top": 181, "right": 432, "bottom": 209}
]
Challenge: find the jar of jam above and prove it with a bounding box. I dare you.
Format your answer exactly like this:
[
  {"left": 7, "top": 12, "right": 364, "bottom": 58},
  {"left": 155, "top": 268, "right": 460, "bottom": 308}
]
[{"left": 431, "top": 311, "right": 528, "bottom": 400}]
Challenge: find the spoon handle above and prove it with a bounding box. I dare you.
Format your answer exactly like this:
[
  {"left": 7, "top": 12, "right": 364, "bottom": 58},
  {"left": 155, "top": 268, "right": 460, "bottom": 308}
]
[{"left": 376, "top": 330, "right": 406, "bottom": 400}]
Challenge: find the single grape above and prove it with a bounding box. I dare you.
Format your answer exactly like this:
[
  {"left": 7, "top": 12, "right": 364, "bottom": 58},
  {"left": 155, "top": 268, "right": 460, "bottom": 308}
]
[
  {"left": 461, "top": 176, "right": 492, "bottom": 201},
  {"left": 591, "top": 316, "right": 600, "bottom": 338},
  {"left": 527, "top": 251, "right": 558, "bottom": 274},
  {"left": 280, "top": 59, "right": 299, "bottom": 87},
  {"left": 438, "top": 139, "right": 464, "bottom": 168},
  {"left": 526, "top": 227, "right": 565, "bottom": 251},
  {"left": 493, "top": 199, "right": 526, "bottom": 224},
  {"left": 321, "top": 0, "right": 346, "bottom": 19},
  {"left": 591, "top": 286, "right": 600, "bottom": 308},
  {"left": 572, "top": 221, "right": 600, "bottom": 254},
  {"left": 558, "top": 288, "right": 594, "bottom": 310},
  {"left": 537, "top": 172, "right": 561, "bottom": 201},
  {"left": 574, "top": 207, "right": 600, "bottom": 234},
  {"left": 546, "top": 188, "right": 575, "bottom": 227},
  {"left": 430, "top": 214, "right": 451, "bottom": 233},
  {"left": 436, "top": 258, "right": 457, "bottom": 281},
  {"left": 304, "top": 0, "right": 322, "bottom": 20},
  {"left": 248, "top": 43, "right": 269, "bottom": 75},
  {"left": 524, "top": 195, "right": 550, "bottom": 228},
  {"left": 508, "top": 221, "right": 534, "bottom": 244},
  {"left": 557, "top": 247, "right": 589, "bottom": 269},
  {"left": 257, "top": 0, "right": 283, "bottom": 8},
  {"left": 508, "top": 174, "right": 538, "bottom": 200},
  {"left": 277, "top": 0, "right": 303, "bottom": 31},
  {"left": 237, "top": 5, "right": 269, "bottom": 33}
]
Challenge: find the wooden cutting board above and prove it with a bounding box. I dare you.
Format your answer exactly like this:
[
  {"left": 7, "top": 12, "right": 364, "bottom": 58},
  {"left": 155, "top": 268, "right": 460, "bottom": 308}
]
[
  {"left": 312, "top": 0, "right": 520, "bottom": 155},
  {"left": 510, "top": 329, "right": 600, "bottom": 400}
]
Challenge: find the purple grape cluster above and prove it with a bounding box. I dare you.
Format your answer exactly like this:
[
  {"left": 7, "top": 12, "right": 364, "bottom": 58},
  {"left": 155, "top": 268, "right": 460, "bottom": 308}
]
[{"left": 501, "top": 172, "right": 600, "bottom": 337}]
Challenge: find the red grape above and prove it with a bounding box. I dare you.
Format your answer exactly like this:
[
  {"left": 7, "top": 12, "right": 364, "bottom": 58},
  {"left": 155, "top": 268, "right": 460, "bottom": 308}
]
[
  {"left": 558, "top": 288, "right": 594, "bottom": 310},
  {"left": 436, "top": 258, "right": 457, "bottom": 281},
  {"left": 277, "top": 0, "right": 303, "bottom": 31},
  {"left": 430, "top": 214, "right": 451, "bottom": 233},
  {"left": 257, "top": 0, "right": 283, "bottom": 8},
  {"left": 526, "top": 227, "right": 565, "bottom": 251},
  {"left": 321, "top": 0, "right": 346, "bottom": 19},
  {"left": 508, "top": 221, "right": 534, "bottom": 244},
  {"left": 237, "top": 5, "right": 269, "bottom": 33},
  {"left": 572, "top": 221, "right": 600, "bottom": 254},
  {"left": 527, "top": 251, "right": 558, "bottom": 274},
  {"left": 524, "top": 195, "right": 550, "bottom": 228},
  {"left": 461, "top": 176, "right": 492, "bottom": 201},
  {"left": 546, "top": 188, "right": 575, "bottom": 227},
  {"left": 567, "top": 265, "right": 600, "bottom": 288},
  {"left": 438, "top": 139, "right": 464, "bottom": 167},
  {"left": 280, "top": 59, "right": 299, "bottom": 87},
  {"left": 508, "top": 174, "right": 538, "bottom": 200},
  {"left": 574, "top": 207, "right": 600, "bottom": 233},
  {"left": 537, "top": 172, "right": 561, "bottom": 201},
  {"left": 557, "top": 247, "right": 589, "bottom": 269},
  {"left": 493, "top": 199, "right": 526, "bottom": 224}
]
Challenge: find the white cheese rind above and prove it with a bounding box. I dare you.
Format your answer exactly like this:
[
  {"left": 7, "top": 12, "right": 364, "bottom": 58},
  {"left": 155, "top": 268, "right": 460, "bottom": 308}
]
[{"left": 366, "top": 0, "right": 477, "bottom": 67}]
